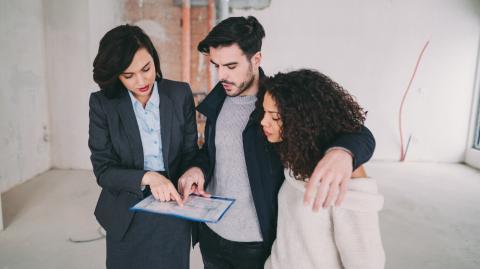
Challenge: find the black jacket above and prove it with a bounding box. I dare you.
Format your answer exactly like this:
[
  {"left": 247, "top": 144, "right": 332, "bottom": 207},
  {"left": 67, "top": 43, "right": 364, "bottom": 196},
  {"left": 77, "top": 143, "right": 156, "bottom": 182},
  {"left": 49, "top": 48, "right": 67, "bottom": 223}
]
[
  {"left": 191, "top": 69, "right": 376, "bottom": 249},
  {"left": 88, "top": 78, "right": 198, "bottom": 241}
]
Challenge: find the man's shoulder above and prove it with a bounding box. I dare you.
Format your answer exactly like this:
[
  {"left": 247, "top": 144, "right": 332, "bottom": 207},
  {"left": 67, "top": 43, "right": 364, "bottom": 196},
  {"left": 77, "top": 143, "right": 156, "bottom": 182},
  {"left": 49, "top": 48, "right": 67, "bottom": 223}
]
[{"left": 197, "top": 83, "right": 227, "bottom": 116}]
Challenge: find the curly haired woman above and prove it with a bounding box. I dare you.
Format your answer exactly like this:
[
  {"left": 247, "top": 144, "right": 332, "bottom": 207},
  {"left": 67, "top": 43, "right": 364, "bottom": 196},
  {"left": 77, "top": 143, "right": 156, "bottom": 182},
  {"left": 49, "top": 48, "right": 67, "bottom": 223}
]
[{"left": 261, "top": 69, "right": 385, "bottom": 269}]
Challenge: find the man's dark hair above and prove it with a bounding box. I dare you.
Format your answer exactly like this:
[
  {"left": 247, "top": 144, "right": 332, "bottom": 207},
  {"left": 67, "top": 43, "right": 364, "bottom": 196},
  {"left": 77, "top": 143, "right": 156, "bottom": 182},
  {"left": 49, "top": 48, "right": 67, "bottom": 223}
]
[
  {"left": 263, "top": 69, "right": 366, "bottom": 181},
  {"left": 93, "top": 24, "right": 162, "bottom": 98},
  {"left": 198, "top": 16, "right": 265, "bottom": 58}
]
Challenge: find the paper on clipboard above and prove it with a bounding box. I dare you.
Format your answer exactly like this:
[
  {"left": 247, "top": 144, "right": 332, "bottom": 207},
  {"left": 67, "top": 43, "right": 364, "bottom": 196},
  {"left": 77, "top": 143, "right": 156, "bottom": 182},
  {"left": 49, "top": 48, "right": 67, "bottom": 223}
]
[{"left": 130, "top": 194, "right": 235, "bottom": 223}]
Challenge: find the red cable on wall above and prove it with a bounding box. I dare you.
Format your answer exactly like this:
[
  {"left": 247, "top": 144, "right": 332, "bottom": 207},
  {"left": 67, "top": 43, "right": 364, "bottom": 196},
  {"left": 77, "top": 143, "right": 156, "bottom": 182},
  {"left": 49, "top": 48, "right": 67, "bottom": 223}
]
[{"left": 399, "top": 40, "right": 430, "bottom": 161}]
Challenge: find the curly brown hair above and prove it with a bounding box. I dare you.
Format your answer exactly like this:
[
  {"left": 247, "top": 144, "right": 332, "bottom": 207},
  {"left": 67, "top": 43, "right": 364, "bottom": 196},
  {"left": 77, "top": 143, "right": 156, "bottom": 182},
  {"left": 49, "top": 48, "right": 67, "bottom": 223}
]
[{"left": 262, "top": 69, "right": 366, "bottom": 181}]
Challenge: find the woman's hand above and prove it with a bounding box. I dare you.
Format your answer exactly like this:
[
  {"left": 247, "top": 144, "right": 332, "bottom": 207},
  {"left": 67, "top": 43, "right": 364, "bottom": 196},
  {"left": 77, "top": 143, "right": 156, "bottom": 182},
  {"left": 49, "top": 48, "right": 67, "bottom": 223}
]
[{"left": 142, "top": 172, "right": 183, "bottom": 206}]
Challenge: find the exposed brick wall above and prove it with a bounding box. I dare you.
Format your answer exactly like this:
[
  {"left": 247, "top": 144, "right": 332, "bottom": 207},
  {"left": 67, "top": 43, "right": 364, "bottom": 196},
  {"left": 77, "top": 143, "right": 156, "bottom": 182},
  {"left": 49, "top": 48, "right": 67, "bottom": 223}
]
[
  {"left": 123, "top": 0, "right": 209, "bottom": 145},
  {"left": 124, "top": 0, "right": 183, "bottom": 82}
]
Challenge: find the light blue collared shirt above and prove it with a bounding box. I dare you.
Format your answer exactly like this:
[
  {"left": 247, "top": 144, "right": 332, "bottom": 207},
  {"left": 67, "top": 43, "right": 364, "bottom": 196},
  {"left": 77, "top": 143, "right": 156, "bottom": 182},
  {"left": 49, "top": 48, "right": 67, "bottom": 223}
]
[{"left": 128, "top": 82, "right": 165, "bottom": 171}]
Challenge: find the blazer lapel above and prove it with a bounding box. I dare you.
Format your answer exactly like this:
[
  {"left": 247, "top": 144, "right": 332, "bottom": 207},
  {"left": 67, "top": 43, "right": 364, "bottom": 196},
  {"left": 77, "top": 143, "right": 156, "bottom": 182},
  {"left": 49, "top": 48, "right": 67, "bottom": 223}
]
[
  {"left": 116, "top": 90, "right": 144, "bottom": 169},
  {"left": 158, "top": 80, "right": 173, "bottom": 171}
]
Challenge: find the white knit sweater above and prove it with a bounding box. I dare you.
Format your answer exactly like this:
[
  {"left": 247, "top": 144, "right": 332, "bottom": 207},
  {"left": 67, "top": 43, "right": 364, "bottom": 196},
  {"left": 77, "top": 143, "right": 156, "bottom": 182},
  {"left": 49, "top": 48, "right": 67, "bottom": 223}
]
[{"left": 265, "top": 169, "right": 385, "bottom": 269}]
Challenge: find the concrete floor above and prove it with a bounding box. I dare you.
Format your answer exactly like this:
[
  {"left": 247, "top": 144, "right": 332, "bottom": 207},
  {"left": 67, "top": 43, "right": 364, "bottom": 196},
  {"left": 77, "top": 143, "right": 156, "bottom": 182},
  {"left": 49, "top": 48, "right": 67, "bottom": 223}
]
[{"left": 0, "top": 162, "right": 479, "bottom": 268}]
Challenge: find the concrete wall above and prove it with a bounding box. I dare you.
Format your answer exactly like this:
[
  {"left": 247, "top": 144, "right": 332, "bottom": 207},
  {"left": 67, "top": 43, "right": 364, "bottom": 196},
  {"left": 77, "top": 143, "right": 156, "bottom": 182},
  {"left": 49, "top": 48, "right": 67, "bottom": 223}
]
[
  {"left": 45, "top": 0, "right": 122, "bottom": 170},
  {"left": 0, "top": 0, "right": 123, "bottom": 194},
  {"left": 0, "top": 0, "right": 51, "bottom": 193},
  {"left": 233, "top": 0, "right": 480, "bottom": 162},
  {"left": 44, "top": 0, "right": 91, "bottom": 170},
  {"left": 1, "top": 0, "right": 479, "bottom": 194}
]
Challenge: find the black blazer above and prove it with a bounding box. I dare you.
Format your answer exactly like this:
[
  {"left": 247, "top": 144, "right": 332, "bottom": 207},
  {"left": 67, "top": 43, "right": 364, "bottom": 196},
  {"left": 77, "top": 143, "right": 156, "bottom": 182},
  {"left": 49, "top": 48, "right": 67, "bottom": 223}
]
[{"left": 88, "top": 78, "right": 198, "bottom": 241}]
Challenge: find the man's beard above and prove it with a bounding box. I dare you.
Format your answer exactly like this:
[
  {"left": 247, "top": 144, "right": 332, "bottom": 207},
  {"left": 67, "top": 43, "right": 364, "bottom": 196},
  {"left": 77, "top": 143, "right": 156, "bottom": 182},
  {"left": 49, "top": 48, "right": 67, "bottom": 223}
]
[{"left": 223, "top": 63, "right": 256, "bottom": 97}]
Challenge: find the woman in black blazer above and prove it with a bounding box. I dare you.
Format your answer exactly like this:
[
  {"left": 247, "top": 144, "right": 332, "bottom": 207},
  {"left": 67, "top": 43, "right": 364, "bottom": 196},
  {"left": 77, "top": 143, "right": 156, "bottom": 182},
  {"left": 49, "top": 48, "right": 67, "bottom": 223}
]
[{"left": 89, "top": 25, "right": 198, "bottom": 269}]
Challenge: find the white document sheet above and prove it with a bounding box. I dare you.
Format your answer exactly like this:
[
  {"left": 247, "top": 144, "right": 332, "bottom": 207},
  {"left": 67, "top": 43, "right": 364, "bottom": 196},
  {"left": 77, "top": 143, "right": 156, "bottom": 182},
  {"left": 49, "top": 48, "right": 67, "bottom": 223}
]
[{"left": 131, "top": 194, "right": 235, "bottom": 223}]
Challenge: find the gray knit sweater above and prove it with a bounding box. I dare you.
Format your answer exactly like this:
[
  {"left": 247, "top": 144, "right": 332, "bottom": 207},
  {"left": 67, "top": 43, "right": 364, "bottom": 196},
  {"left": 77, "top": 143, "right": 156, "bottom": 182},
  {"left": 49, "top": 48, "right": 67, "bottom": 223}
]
[{"left": 206, "top": 95, "right": 263, "bottom": 242}]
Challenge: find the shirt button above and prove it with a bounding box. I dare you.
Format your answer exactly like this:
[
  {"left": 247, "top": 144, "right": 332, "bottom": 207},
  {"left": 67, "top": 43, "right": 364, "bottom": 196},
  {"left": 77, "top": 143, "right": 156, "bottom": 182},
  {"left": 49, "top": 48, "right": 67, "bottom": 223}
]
[
  {"left": 154, "top": 156, "right": 158, "bottom": 158},
  {"left": 150, "top": 128, "right": 154, "bottom": 132},
  {"left": 154, "top": 141, "right": 157, "bottom": 144}
]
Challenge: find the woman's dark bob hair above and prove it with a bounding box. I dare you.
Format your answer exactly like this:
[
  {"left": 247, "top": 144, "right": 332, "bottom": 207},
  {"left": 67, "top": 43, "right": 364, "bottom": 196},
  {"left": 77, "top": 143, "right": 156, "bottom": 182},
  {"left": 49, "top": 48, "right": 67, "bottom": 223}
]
[{"left": 93, "top": 24, "right": 162, "bottom": 98}]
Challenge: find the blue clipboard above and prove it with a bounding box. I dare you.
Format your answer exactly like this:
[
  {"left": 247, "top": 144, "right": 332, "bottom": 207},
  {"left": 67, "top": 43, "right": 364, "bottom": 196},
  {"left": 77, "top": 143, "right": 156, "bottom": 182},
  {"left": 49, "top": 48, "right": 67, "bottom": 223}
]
[{"left": 130, "top": 194, "right": 235, "bottom": 223}]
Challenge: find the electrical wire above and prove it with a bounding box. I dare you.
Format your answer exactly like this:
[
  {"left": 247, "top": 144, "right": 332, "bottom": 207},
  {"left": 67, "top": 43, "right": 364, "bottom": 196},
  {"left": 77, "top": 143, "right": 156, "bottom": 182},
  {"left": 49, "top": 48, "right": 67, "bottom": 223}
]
[
  {"left": 399, "top": 40, "right": 430, "bottom": 161},
  {"left": 68, "top": 226, "right": 106, "bottom": 243}
]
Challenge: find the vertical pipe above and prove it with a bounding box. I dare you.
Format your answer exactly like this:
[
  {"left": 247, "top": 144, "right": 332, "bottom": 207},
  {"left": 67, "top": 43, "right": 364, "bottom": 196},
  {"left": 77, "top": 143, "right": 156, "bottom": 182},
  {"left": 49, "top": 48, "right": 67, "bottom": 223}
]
[
  {"left": 207, "top": 0, "right": 216, "bottom": 91},
  {"left": 182, "top": 0, "right": 191, "bottom": 83},
  {"left": 218, "top": 0, "right": 230, "bottom": 23},
  {"left": 0, "top": 195, "right": 4, "bottom": 230}
]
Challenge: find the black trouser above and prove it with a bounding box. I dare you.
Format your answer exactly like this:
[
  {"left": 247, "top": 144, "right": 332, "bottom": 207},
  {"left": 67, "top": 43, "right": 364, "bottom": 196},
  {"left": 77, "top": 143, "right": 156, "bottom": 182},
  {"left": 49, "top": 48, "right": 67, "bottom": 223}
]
[{"left": 198, "top": 223, "right": 269, "bottom": 269}]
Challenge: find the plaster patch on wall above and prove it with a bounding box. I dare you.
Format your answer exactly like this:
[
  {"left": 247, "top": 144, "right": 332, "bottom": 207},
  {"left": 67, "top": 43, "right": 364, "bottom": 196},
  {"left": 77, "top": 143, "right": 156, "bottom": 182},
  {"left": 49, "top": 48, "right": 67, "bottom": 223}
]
[
  {"left": 230, "top": 0, "right": 271, "bottom": 10},
  {"left": 8, "top": 67, "right": 41, "bottom": 94},
  {"left": 1, "top": 122, "right": 15, "bottom": 148},
  {"left": 134, "top": 19, "right": 168, "bottom": 42},
  {"left": 37, "top": 124, "right": 50, "bottom": 154},
  {"left": 14, "top": 121, "right": 24, "bottom": 182},
  {"left": 172, "top": 0, "right": 271, "bottom": 9},
  {"left": 196, "top": 53, "right": 206, "bottom": 84},
  {"left": 42, "top": 125, "right": 49, "bottom": 143},
  {"left": 44, "top": 3, "right": 74, "bottom": 30}
]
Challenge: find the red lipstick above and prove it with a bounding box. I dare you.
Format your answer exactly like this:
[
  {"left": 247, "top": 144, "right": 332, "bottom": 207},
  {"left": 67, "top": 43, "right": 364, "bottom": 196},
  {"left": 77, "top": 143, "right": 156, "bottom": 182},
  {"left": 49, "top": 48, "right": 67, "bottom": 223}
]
[{"left": 138, "top": 85, "right": 150, "bottom": 93}]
